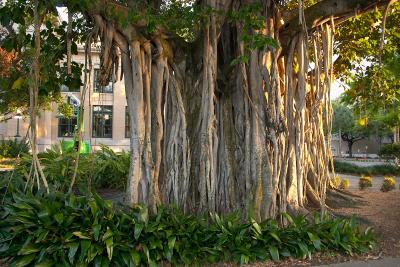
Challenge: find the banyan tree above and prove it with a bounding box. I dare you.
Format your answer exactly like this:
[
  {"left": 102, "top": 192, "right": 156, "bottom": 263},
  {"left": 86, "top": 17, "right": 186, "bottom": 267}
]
[{"left": 34, "top": 0, "right": 397, "bottom": 219}]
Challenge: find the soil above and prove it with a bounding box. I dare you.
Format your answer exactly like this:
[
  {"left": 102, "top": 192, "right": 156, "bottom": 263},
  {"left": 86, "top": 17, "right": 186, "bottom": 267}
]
[{"left": 239, "top": 188, "right": 400, "bottom": 266}]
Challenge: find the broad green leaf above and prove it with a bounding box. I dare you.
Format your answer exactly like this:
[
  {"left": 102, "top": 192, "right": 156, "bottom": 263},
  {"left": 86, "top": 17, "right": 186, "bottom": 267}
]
[
  {"left": 68, "top": 242, "right": 79, "bottom": 264},
  {"left": 134, "top": 223, "right": 144, "bottom": 240},
  {"left": 16, "top": 254, "right": 36, "bottom": 267},
  {"left": 19, "top": 244, "right": 40, "bottom": 255},
  {"left": 73, "top": 231, "right": 90, "bottom": 240},
  {"left": 105, "top": 238, "right": 113, "bottom": 261},
  {"left": 269, "top": 246, "right": 279, "bottom": 262}
]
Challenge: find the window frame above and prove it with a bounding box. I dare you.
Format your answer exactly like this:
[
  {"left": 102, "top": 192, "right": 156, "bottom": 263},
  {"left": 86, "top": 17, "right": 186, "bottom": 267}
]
[
  {"left": 125, "top": 106, "right": 130, "bottom": 138},
  {"left": 93, "top": 69, "right": 114, "bottom": 94},
  {"left": 58, "top": 117, "right": 78, "bottom": 137},
  {"left": 92, "top": 105, "right": 113, "bottom": 138}
]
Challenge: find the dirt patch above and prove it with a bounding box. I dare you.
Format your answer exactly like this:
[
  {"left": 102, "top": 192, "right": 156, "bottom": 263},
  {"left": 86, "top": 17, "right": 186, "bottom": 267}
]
[{"left": 333, "top": 190, "right": 400, "bottom": 257}]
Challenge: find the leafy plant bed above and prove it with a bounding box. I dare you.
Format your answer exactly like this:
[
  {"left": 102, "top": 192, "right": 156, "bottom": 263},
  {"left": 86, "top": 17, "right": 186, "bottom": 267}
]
[
  {"left": 0, "top": 158, "right": 17, "bottom": 169},
  {"left": 333, "top": 160, "right": 400, "bottom": 176},
  {"left": 0, "top": 193, "right": 375, "bottom": 266}
]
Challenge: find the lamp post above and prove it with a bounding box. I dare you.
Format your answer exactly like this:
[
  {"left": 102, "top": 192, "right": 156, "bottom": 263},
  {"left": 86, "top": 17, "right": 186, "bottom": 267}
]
[{"left": 14, "top": 109, "right": 22, "bottom": 138}]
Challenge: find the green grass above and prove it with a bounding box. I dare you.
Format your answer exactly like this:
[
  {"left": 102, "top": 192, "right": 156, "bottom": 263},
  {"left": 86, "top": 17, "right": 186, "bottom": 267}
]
[{"left": 333, "top": 160, "right": 400, "bottom": 176}]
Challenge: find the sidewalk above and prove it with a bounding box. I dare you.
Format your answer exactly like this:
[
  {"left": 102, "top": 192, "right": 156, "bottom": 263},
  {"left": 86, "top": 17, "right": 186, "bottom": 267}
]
[{"left": 316, "top": 258, "right": 400, "bottom": 267}]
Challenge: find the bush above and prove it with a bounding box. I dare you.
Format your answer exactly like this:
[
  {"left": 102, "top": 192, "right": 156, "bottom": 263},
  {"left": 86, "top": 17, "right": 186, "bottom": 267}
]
[
  {"left": 0, "top": 139, "right": 29, "bottom": 158},
  {"left": 359, "top": 175, "right": 372, "bottom": 190},
  {"left": 379, "top": 143, "right": 400, "bottom": 159},
  {"left": 381, "top": 176, "right": 396, "bottom": 192},
  {"left": 0, "top": 193, "right": 376, "bottom": 266},
  {"left": 12, "top": 143, "right": 129, "bottom": 191},
  {"left": 333, "top": 160, "right": 400, "bottom": 176},
  {"left": 93, "top": 145, "right": 130, "bottom": 189},
  {"left": 339, "top": 179, "right": 350, "bottom": 190},
  {"left": 331, "top": 176, "right": 341, "bottom": 188}
]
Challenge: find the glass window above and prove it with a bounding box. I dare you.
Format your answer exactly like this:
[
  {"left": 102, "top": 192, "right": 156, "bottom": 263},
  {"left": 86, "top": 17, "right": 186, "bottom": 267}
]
[
  {"left": 61, "top": 84, "right": 80, "bottom": 92},
  {"left": 125, "top": 106, "right": 130, "bottom": 138},
  {"left": 94, "top": 69, "right": 113, "bottom": 93},
  {"left": 92, "top": 105, "right": 113, "bottom": 138},
  {"left": 58, "top": 117, "right": 77, "bottom": 137}
]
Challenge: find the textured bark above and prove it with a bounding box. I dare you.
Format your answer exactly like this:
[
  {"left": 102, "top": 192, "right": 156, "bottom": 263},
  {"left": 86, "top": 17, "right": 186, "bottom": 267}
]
[{"left": 86, "top": 0, "right": 366, "bottom": 220}]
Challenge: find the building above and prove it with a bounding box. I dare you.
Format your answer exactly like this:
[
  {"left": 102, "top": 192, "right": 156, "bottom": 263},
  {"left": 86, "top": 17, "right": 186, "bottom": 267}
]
[
  {"left": 331, "top": 133, "right": 393, "bottom": 158},
  {"left": 0, "top": 50, "right": 131, "bottom": 152}
]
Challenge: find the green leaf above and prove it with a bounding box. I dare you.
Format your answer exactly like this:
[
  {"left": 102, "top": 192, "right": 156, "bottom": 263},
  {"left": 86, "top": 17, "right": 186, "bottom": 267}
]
[
  {"left": 73, "top": 231, "right": 90, "bottom": 239},
  {"left": 102, "top": 227, "right": 113, "bottom": 241},
  {"left": 16, "top": 254, "right": 36, "bottom": 267},
  {"left": 130, "top": 250, "right": 140, "bottom": 266},
  {"left": 93, "top": 224, "right": 101, "bottom": 241},
  {"left": 105, "top": 238, "right": 113, "bottom": 261},
  {"left": 68, "top": 242, "right": 79, "bottom": 264},
  {"left": 270, "top": 232, "right": 281, "bottom": 243},
  {"left": 12, "top": 77, "right": 25, "bottom": 90},
  {"left": 19, "top": 244, "right": 40, "bottom": 255},
  {"left": 168, "top": 236, "right": 176, "bottom": 250},
  {"left": 54, "top": 212, "right": 64, "bottom": 224},
  {"left": 134, "top": 223, "right": 144, "bottom": 240},
  {"left": 269, "top": 246, "right": 279, "bottom": 262},
  {"left": 34, "top": 260, "right": 54, "bottom": 267}
]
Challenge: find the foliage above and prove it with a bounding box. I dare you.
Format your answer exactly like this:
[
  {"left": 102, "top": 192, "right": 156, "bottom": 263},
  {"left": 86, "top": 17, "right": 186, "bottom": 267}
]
[
  {"left": 379, "top": 143, "right": 400, "bottom": 159},
  {"left": 0, "top": 1, "right": 87, "bottom": 114},
  {"left": 381, "top": 176, "right": 396, "bottom": 192},
  {"left": 0, "top": 193, "right": 376, "bottom": 266},
  {"left": 93, "top": 145, "right": 130, "bottom": 190},
  {"left": 331, "top": 176, "right": 341, "bottom": 188},
  {"left": 332, "top": 101, "right": 372, "bottom": 157},
  {"left": 0, "top": 139, "right": 29, "bottom": 158},
  {"left": 12, "top": 143, "right": 129, "bottom": 191},
  {"left": 359, "top": 175, "right": 372, "bottom": 190},
  {"left": 339, "top": 179, "right": 350, "bottom": 190},
  {"left": 333, "top": 160, "right": 400, "bottom": 176}
]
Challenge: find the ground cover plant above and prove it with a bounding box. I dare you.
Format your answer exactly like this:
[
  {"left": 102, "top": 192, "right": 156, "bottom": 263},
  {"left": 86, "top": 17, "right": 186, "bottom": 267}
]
[
  {"left": 12, "top": 143, "right": 129, "bottom": 191},
  {"left": 0, "top": 139, "right": 29, "bottom": 158},
  {"left": 0, "top": 193, "right": 376, "bottom": 266},
  {"left": 359, "top": 176, "right": 373, "bottom": 190},
  {"left": 339, "top": 179, "right": 350, "bottom": 190},
  {"left": 381, "top": 177, "right": 396, "bottom": 192},
  {"left": 333, "top": 160, "right": 400, "bottom": 176}
]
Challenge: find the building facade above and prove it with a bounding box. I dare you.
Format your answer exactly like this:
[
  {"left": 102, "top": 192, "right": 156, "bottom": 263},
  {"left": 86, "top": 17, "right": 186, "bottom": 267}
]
[{"left": 0, "top": 51, "right": 131, "bottom": 152}]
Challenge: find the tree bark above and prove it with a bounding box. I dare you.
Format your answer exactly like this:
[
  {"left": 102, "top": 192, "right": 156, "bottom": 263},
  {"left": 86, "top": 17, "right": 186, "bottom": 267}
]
[{"left": 84, "top": 0, "right": 383, "bottom": 220}]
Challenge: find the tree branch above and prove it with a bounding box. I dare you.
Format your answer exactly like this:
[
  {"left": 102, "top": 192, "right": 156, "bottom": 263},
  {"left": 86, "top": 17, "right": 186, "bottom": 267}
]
[{"left": 280, "top": 0, "right": 396, "bottom": 49}]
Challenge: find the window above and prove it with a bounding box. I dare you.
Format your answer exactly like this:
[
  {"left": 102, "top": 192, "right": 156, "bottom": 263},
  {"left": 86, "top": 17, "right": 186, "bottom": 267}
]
[
  {"left": 125, "top": 106, "right": 130, "bottom": 138},
  {"left": 61, "top": 84, "right": 80, "bottom": 92},
  {"left": 58, "top": 117, "right": 77, "bottom": 137},
  {"left": 92, "top": 105, "right": 113, "bottom": 138},
  {"left": 94, "top": 69, "right": 113, "bottom": 93}
]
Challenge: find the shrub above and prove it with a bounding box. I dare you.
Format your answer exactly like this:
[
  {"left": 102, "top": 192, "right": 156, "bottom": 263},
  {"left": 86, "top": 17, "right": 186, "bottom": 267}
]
[
  {"left": 333, "top": 160, "right": 400, "bottom": 176},
  {"left": 93, "top": 145, "right": 130, "bottom": 189},
  {"left": 0, "top": 139, "right": 29, "bottom": 158},
  {"left": 379, "top": 143, "right": 400, "bottom": 159},
  {"left": 331, "top": 176, "right": 341, "bottom": 188},
  {"left": 381, "top": 176, "right": 396, "bottom": 192},
  {"left": 11, "top": 143, "right": 129, "bottom": 191},
  {"left": 339, "top": 179, "right": 350, "bottom": 190},
  {"left": 0, "top": 193, "right": 376, "bottom": 266},
  {"left": 359, "top": 175, "right": 372, "bottom": 190}
]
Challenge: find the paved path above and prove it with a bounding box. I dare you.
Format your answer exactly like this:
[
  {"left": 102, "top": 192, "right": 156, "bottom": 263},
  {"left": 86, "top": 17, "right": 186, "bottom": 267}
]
[{"left": 316, "top": 257, "right": 400, "bottom": 267}]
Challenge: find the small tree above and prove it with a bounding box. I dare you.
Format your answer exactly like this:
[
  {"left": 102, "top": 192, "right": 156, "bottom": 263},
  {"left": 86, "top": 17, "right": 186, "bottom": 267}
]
[{"left": 333, "top": 102, "right": 367, "bottom": 157}]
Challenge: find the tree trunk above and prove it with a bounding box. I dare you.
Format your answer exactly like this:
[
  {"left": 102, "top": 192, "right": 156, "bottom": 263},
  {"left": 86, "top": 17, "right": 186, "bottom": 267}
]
[
  {"left": 90, "top": 0, "right": 339, "bottom": 220},
  {"left": 348, "top": 141, "right": 354, "bottom": 158}
]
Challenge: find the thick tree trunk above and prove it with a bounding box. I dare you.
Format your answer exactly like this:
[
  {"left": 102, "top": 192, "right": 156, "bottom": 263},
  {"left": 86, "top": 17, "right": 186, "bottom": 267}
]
[{"left": 91, "top": 0, "right": 338, "bottom": 220}]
